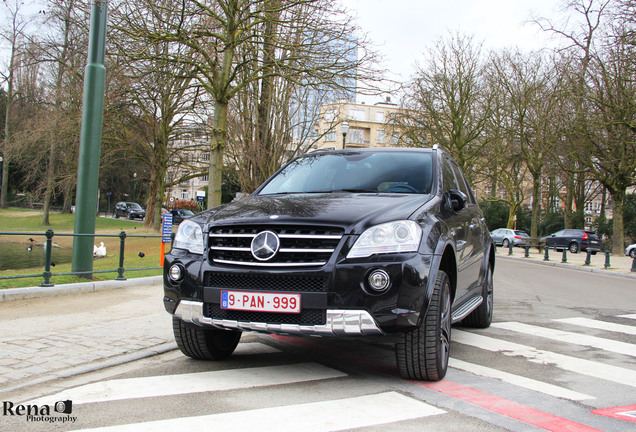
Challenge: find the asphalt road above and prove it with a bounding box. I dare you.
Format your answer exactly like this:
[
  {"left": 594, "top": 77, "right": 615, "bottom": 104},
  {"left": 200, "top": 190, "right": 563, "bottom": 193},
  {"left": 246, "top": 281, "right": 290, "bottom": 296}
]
[{"left": 3, "top": 258, "right": 636, "bottom": 431}]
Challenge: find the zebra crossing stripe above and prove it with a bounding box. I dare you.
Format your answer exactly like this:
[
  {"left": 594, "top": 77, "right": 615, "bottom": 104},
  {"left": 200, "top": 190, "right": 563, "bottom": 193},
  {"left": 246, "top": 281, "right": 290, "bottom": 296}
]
[
  {"left": 553, "top": 317, "right": 636, "bottom": 336},
  {"left": 71, "top": 391, "right": 445, "bottom": 432},
  {"left": 618, "top": 314, "right": 636, "bottom": 320},
  {"left": 453, "top": 330, "right": 636, "bottom": 387},
  {"left": 449, "top": 359, "right": 594, "bottom": 401},
  {"left": 29, "top": 362, "right": 346, "bottom": 406},
  {"left": 491, "top": 322, "right": 636, "bottom": 357}
]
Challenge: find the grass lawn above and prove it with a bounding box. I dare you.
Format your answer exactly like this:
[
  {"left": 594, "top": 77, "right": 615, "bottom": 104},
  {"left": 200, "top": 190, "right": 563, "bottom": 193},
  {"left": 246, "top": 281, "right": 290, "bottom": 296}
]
[{"left": 0, "top": 209, "right": 171, "bottom": 289}]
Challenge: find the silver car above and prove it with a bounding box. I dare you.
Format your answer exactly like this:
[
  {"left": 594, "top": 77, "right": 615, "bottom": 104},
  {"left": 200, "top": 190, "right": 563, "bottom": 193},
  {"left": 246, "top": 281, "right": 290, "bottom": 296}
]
[
  {"left": 490, "top": 228, "right": 531, "bottom": 248},
  {"left": 626, "top": 243, "right": 636, "bottom": 259}
]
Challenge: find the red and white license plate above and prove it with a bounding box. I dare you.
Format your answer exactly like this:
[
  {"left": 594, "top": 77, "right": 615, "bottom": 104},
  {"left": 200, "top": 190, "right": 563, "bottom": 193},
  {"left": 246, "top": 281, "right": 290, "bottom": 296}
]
[{"left": 221, "top": 290, "right": 301, "bottom": 313}]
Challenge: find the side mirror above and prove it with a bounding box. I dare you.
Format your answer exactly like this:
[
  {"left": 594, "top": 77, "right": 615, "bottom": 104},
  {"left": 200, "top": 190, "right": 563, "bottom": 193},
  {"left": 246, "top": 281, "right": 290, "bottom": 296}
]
[{"left": 445, "top": 189, "right": 467, "bottom": 212}]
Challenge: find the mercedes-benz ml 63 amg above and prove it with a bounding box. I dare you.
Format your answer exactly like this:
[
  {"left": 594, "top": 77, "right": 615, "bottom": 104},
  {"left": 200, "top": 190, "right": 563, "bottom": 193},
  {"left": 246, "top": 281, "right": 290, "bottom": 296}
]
[{"left": 163, "top": 147, "right": 495, "bottom": 381}]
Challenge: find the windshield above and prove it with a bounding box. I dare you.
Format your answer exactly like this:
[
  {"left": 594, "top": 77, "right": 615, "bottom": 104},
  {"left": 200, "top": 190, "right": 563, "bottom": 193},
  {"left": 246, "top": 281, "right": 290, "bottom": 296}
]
[
  {"left": 128, "top": 203, "right": 142, "bottom": 209},
  {"left": 258, "top": 151, "right": 433, "bottom": 195}
]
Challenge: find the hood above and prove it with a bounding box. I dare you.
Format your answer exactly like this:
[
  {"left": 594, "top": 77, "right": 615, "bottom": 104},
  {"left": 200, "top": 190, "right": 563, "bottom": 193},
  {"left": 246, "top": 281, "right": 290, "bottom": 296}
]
[{"left": 192, "top": 193, "right": 433, "bottom": 234}]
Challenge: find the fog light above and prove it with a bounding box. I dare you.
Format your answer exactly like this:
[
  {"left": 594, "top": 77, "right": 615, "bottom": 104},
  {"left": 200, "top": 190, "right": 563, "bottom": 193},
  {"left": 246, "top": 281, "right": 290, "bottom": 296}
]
[
  {"left": 368, "top": 269, "right": 390, "bottom": 292},
  {"left": 168, "top": 264, "right": 184, "bottom": 282}
]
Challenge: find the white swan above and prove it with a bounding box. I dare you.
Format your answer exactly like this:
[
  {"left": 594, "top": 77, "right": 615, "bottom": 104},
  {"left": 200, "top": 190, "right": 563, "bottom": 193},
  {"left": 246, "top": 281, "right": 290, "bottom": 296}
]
[{"left": 93, "top": 242, "right": 107, "bottom": 258}]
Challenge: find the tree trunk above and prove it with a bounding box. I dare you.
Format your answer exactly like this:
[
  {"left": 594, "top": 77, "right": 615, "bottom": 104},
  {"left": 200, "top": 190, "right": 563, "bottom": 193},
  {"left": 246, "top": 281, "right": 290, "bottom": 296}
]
[
  {"left": 531, "top": 175, "right": 541, "bottom": 239},
  {"left": 208, "top": 100, "right": 228, "bottom": 208}
]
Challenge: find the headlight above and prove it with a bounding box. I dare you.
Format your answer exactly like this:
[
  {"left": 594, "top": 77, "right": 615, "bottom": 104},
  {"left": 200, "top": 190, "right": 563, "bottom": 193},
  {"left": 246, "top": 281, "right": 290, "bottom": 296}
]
[
  {"left": 173, "top": 220, "right": 204, "bottom": 254},
  {"left": 347, "top": 220, "right": 422, "bottom": 259}
]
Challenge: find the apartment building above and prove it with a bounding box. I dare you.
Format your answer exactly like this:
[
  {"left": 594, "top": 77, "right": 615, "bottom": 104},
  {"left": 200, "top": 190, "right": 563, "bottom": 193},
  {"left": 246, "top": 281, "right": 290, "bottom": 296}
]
[{"left": 313, "top": 98, "right": 405, "bottom": 150}]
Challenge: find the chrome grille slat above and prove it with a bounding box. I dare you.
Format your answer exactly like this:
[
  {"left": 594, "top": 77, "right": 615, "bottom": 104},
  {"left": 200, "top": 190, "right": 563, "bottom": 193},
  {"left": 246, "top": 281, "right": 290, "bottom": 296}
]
[{"left": 208, "top": 225, "right": 343, "bottom": 268}]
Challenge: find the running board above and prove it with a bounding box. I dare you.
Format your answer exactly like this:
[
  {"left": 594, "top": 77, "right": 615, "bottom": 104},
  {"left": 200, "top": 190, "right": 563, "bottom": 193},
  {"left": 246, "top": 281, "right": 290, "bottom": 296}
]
[{"left": 451, "top": 296, "right": 483, "bottom": 323}]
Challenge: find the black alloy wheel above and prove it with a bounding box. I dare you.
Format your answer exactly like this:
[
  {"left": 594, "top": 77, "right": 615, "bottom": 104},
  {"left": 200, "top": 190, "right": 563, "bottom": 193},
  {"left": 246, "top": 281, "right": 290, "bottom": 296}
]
[{"left": 462, "top": 265, "right": 493, "bottom": 328}]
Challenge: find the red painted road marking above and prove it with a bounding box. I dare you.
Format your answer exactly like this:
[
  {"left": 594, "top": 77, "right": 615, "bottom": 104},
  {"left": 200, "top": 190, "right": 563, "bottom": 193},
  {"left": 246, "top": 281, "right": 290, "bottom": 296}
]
[
  {"left": 591, "top": 405, "right": 636, "bottom": 423},
  {"left": 271, "top": 335, "right": 604, "bottom": 432}
]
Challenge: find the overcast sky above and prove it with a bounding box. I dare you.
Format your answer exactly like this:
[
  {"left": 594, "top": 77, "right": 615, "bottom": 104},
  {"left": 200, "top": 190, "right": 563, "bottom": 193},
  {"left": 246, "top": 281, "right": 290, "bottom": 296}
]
[{"left": 341, "top": 0, "right": 566, "bottom": 102}]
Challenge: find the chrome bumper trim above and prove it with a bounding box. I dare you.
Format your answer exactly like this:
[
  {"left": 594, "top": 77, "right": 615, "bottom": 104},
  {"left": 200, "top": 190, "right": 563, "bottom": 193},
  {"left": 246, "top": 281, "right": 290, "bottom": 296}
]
[{"left": 174, "top": 300, "right": 385, "bottom": 336}]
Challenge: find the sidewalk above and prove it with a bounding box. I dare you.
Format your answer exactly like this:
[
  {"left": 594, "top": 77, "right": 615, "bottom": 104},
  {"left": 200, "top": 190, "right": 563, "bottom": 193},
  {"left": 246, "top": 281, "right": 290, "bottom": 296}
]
[
  {"left": 0, "top": 278, "right": 175, "bottom": 393},
  {"left": 495, "top": 246, "right": 636, "bottom": 278}
]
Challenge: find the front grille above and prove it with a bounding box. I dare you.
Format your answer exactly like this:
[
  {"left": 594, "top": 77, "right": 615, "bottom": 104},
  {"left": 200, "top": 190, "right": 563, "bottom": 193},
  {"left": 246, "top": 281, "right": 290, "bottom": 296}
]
[
  {"left": 204, "top": 303, "right": 326, "bottom": 326},
  {"left": 205, "top": 272, "right": 328, "bottom": 292},
  {"left": 209, "top": 225, "right": 344, "bottom": 267}
]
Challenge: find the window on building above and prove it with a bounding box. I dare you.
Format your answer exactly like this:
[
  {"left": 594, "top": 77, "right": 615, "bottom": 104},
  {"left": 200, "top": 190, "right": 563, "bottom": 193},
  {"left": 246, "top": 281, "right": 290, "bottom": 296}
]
[
  {"left": 391, "top": 132, "right": 399, "bottom": 145},
  {"left": 377, "top": 130, "right": 385, "bottom": 144},
  {"left": 376, "top": 111, "right": 385, "bottom": 123},
  {"left": 350, "top": 109, "right": 366, "bottom": 121},
  {"left": 324, "top": 110, "right": 336, "bottom": 122},
  {"left": 349, "top": 128, "right": 364, "bottom": 144},
  {"left": 201, "top": 174, "right": 209, "bottom": 182},
  {"left": 181, "top": 189, "right": 188, "bottom": 200},
  {"left": 325, "top": 131, "right": 336, "bottom": 142}
]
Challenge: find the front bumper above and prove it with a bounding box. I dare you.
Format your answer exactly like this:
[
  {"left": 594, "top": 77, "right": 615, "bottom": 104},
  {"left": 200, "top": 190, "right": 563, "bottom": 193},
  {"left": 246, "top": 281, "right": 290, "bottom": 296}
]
[{"left": 174, "top": 300, "right": 384, "bottom": 336}]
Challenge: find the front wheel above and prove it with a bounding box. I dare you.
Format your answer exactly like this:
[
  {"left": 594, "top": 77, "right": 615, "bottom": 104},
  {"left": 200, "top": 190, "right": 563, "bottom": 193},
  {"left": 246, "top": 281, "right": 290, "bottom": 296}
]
[
  {"left": 396, "top": 270, "right": 452, "bottom": 381},
  {"left": 173, "top": 317, "right": 241, "bottom": 360},
  {"left": 502, "top": 239, "right": 509, "bottom": 248}
]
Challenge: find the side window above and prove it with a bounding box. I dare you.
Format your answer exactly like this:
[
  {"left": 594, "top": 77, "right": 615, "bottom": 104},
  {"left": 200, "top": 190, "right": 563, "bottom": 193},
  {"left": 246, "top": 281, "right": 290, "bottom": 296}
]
[
  {"left": 450, "top": 162, "right": 474, "bottom": 205},
  {"left": 442, "top": 158, "right": 459, "bottom": 193}
]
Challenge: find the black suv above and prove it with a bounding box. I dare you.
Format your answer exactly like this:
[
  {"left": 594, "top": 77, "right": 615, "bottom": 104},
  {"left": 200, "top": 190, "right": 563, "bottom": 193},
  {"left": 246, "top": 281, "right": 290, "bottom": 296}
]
[
  {"left": 544, "top": 229, "right": 601, "bottom": 254},
  {"left": 114, "top": 202, "right": 146, "bottom": 220},
  {"left": 163, "top": 147, "right": 495, "bottom": 381}
]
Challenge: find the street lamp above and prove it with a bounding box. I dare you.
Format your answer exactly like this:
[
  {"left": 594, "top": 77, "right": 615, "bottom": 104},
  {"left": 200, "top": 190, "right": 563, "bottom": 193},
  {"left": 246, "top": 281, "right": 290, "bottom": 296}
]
[
  {"left": 0, "top": 156, "right": 3, "bottom": 192},
  {"left": 133, "top": 172, "right": 137, "bottom": 202},
  {"left": 341, "top": 121, "right": 349, "bottom": 149}
]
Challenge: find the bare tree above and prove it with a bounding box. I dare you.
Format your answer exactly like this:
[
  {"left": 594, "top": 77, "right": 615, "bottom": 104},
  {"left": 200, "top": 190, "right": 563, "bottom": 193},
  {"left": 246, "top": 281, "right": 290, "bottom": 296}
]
[
  {"left": 0, "top": 0, "right": 34, "bottom": 208},
  {"left": 108, "top": 0, "right": 205, "bottom": 229},
  {"left": 138, "top": 0, "right": 381, "bottom": 208},
  {"left": 393, "top": 33, "right": 490, "bottom": 183}
]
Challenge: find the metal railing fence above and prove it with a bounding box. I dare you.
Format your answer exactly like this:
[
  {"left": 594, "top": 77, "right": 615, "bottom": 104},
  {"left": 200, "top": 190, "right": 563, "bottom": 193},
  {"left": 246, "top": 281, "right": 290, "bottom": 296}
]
[{"left": 0, "top": 229, "right": 173, "bottom": 287}]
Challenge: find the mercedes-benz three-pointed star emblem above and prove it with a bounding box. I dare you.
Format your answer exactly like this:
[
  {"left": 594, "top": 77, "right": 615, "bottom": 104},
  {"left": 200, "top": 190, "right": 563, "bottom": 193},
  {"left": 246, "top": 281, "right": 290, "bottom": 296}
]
[{"left": 250, "top": 230, "right": 280, "bottom": 261}]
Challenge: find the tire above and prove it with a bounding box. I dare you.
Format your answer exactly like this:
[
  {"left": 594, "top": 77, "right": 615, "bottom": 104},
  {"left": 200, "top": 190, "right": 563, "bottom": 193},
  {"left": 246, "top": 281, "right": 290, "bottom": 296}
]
[
  {"left": 502, "top": 239, "right": 509, "bottom": 248},
  {"left": 114, "top": 212, "right": 119, "bottom": 219},
  {"left": 630, "top": 249, "right": 635, "bottom": 258},
  {"left": 462, "top": 265, "right": 493, "bottom": 328},
  {"left": 569, "top": 242, "right": 579, "bottom": 254},
  {"left": 396, "top": 270, "right": 452, "bottom": 381},
  {"left": 173, "top": 317, "right": 241, "bottom": 360}
]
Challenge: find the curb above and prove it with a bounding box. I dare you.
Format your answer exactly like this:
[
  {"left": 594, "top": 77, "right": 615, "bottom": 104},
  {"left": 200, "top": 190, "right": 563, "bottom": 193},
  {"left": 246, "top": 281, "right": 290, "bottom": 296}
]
[
  {"left": 0, "top": 275, "right": 163, "bottom": 302},
  {"left": 499, "top": 254, "right": 636, "bottom": 280},
  {"left": 1, "top": 342, "right": 178, "bottom": 395}
]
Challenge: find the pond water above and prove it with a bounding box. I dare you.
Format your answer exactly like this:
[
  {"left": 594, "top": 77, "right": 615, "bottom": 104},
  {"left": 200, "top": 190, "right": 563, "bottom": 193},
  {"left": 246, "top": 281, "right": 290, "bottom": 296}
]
[{"left": 0, "top": 242, "right": 74, "bottom": 271}]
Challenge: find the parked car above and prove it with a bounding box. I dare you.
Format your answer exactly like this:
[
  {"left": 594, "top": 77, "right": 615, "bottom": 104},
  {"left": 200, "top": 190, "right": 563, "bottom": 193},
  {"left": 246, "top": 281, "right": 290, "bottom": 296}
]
[
  {"left": 490, "top": 228, "right": 531, "bottom": 248},
  {"left": 114, "top": 202, "right": 146, "bottom": 220},
  {"left": 544, "top": 229, "right": 601, "bottom": 254},
  {"left": 626, "top": 243, "right": 636, "bottom": 258},
  {"left": 163, "top": 147, "right": 495, "bottom": 381},
  {"left": 169, "top": 209, "right": 195, "bottom": 224}
]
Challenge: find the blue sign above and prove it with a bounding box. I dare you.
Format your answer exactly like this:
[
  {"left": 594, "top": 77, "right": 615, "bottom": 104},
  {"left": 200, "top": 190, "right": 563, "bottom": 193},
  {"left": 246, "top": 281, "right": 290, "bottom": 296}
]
[{"left": 162, "top": 213, "right": 173, "bottom": 243}]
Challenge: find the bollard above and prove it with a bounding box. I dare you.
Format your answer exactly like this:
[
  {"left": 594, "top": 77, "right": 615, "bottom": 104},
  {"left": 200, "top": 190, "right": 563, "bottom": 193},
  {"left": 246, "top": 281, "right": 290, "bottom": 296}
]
[
  {"left": 561, "top": 248, "right": 568, "bottom": 263},
  {"left": 508, "top": 243, "right": 514, "bottom": 255},
  {"left": 604, "top": 250, "right": 611, "bottom": 269},
  {"left": 116, "top": 230, "right": 127, "bottom": 280},
  {"left": 524, "top": 245, "right": 530, "bottom": 258},
  {"left": 40, "top": 229, "right": 54, "bottom": 287},
  {"left": 544, "top": 246, "right": 550, "bottom": 261},
  {"left": 584, "top": 250, "right": 591, "bottom": 266}
]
